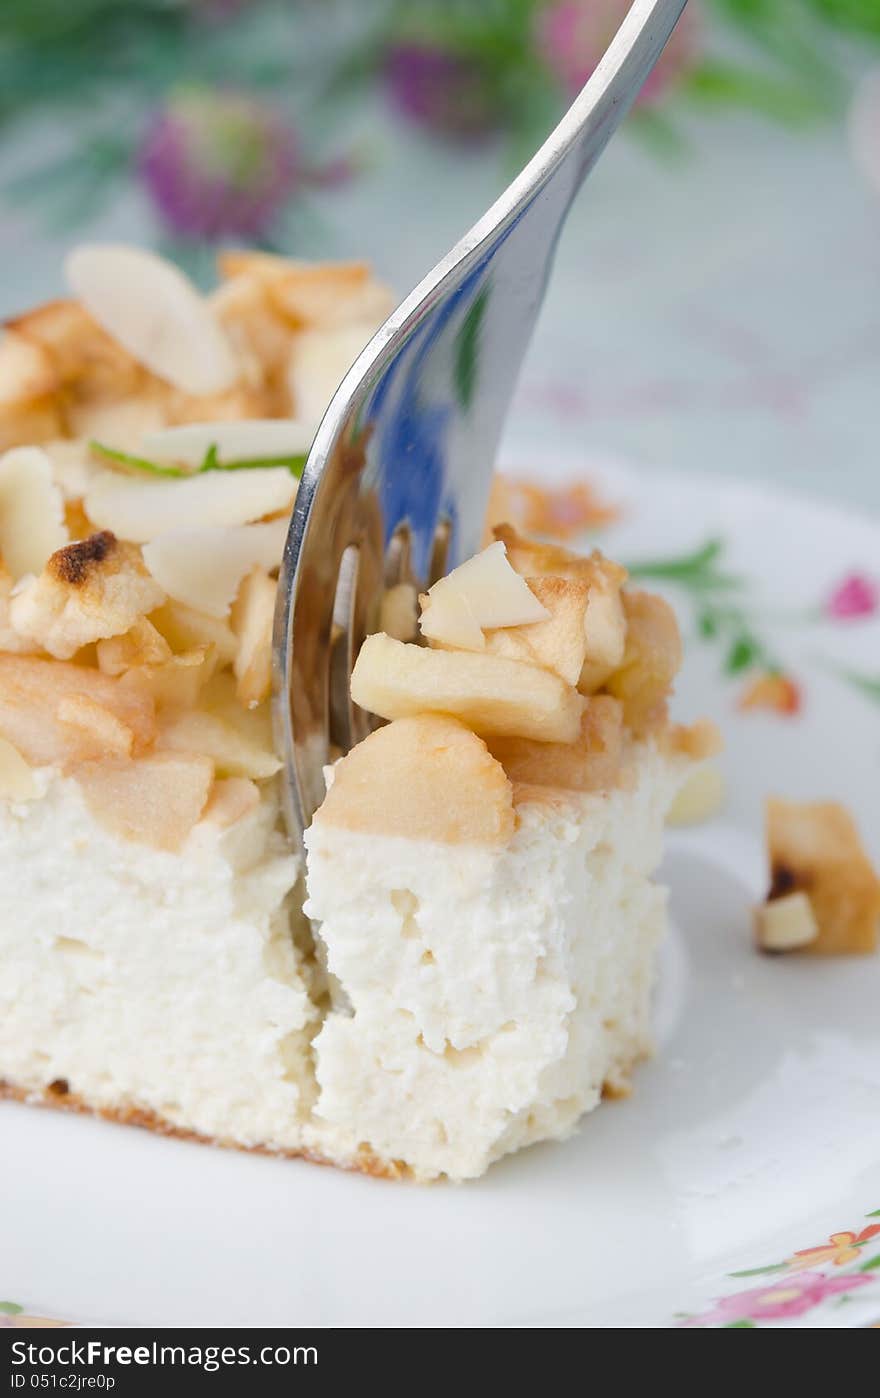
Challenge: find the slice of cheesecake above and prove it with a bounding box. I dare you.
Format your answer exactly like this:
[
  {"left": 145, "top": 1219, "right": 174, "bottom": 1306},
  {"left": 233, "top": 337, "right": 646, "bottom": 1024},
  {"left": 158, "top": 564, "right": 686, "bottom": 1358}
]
[
  {"left": 303, "top": 533, "right": 718, "bottom": 1179},
  {"left": 0, "top": 244, "right": 716, "bottom": 1181}
]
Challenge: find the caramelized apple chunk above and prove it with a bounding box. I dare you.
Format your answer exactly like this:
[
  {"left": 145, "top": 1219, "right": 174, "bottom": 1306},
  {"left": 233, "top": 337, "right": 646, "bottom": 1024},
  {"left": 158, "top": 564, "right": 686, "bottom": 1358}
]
[
  {"left": 0, "top": 654, "right": 155, "bottom": 768},
  {"left": 351, "top": 633, "right": 585, "bottom": 744},
  {"left": 316, "top": 714, "right": 514, "bottom": 845},
  {"left": 605, "top": 590, "right": 682, "bottom": 735},
  {"left": 75, "top": 752, "right": 214, "bottom": 852},
  {"left": 487, "top": 695, "right": 624, "bottom": 794},
  {"left": 759, "top": 798, "right": 880, "bottom": 955}
]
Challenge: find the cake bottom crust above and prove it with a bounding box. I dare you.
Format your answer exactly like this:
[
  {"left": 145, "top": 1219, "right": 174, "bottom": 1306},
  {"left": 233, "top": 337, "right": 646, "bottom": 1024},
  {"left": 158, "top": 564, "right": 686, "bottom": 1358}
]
[{"left": 0, "top": 1078, "right": 407, "bottom": 1183}]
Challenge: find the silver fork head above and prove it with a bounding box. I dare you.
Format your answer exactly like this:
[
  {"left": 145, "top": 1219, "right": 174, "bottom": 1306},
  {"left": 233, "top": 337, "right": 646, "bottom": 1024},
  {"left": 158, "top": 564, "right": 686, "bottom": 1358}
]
[{"left": 273, "top": 0, "right": 688, "bottom": 847}]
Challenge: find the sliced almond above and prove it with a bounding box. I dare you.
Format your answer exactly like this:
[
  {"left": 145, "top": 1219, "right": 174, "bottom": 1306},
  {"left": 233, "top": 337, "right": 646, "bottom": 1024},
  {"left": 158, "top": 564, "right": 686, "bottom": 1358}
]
[
  {"left": 67, "top": 389, "right": 168, "bottom": 451},
  {"left": 0, "top": 735, "right": 38, "bottom": 800},
  {"left": 287, "top": 323, "right": 376, "bottom": 429},
  {"left": 142, "top": 418, "right": 312, "bottom": 470},
  {"left": 0, "top": 654, "right": 155, "bottom": 768},
  {"left": 667, "top": 764, "right": 726, "bottom": 826},
  {"left": 96, "top": 618, "right": 173, "bottom": 676},
  {"left": 231, "top": 566, "right": 276, "bottom": 708},
  {"left": 754, "top": 892, "right": 819, "bottom": 952},
  {"left": 75, "top": 751, "right": 213, "bottom": 852},
  {"left": 315, "top": 714, "right": 514, "bottom": 845},
  {"left": 0, "top": 446, "right": 68, "bottom": 579},
  {"left": 142, "top": 518, "right": 288, "bottom": 618},
  {"left": 351, "top": 633, "right": 585, "bottom": 744},
  {"left": 487, "top": 695, "right": 623, "bottom": 793},
  {"left": 133, "top": 646, "right": 217, "bottom": 711},
  {"left": 10, "top": 533, "right": 165, "bottom": 660},
  {"left": 65, "top": 244, "right": 238, "bottom": 396},
  {"left": 419, "top": 541, "right": 548, "bottom": 653},
  {"left": 484, "top": 575, "right": 589, "bottom": 685},
  {"left": 84, "top": 466, "right": 296, "bottom": 543}
]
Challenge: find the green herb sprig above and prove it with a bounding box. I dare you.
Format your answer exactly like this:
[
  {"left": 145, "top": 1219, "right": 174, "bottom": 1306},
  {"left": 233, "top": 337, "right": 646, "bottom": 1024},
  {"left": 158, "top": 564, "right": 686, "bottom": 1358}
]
[{"left": 90, "top": 440, "right": 307, "bottom": 479}]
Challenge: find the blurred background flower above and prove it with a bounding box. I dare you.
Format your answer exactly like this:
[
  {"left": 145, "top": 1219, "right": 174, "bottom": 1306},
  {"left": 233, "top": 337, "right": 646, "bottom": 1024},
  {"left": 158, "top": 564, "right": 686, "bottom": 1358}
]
[{"left": 536, "top": 0, "right": 701, "bottom": 105}]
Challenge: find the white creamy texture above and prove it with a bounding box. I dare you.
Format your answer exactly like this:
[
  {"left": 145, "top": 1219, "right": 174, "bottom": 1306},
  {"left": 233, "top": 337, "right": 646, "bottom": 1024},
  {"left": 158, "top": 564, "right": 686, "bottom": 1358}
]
[
  {"left": 0, "top": 771, "right": 319, "bottom": 1152},
  {"left": 1, "top": 744, "right": 686, "bottom": 1181},
  {"left": 304, "top": 742, "right": 685, "bottom": 1181}
]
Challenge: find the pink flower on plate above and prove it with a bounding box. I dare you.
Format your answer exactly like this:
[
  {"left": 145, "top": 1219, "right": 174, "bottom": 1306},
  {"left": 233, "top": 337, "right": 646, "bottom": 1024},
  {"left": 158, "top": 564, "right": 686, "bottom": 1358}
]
[
  {"left": 536, "top": 0, "right": 701, "bottom": 106},
  {"left": 679, "top": 1271, "right": 874, "bottom": 1327},
  {"left": 825, "top": 573, "right": 878, "bottom": 620}
]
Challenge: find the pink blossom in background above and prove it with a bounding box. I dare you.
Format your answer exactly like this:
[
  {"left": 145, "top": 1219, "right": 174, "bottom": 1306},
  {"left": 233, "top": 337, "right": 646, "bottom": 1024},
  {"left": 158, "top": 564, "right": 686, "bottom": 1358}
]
[
  {"left": 825, "top": 573, "right": 878, "bottom": 620},
  {"left": 138, "top": 89, "right": 300, "bottom": 240},
  {"left": 679, "top": 1271, "right": 874, "bottom": 1327},
  {"left": 536, "top": 0, "right": 701, "bottom": 105},
  {"left": 384, "top": 44, "right": 501, "bottom": 139}
]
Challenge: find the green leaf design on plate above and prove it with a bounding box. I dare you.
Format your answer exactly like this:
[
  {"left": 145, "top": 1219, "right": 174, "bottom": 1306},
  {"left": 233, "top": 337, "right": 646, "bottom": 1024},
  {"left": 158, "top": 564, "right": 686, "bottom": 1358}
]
[
  {"left": 90, "top": 441, "right": 307, "bottom": 479},
  {"left": 727, "top": 1262, "right": 788, "bottom": 1279},
  {"left": 725, "top": 635, "right": 761, "bottom": 675},
  {"left": 839, "top": 670, "right": 880, "bottom": 705},
  {"left": 867, "top": 1208, "right": 880, "bottom": 1217},
  {"left": 723, "top": 1319, "right": 757, "bottom": 1328},
  {"left": 858, "top": 1253, "right": 880, "bottom": 1272},
  {"left": 454, "top": 285, "right": 490, "bottom": 412},
  {"left": 0, "top": 1301, "right": 23, "bottom": 1315}
]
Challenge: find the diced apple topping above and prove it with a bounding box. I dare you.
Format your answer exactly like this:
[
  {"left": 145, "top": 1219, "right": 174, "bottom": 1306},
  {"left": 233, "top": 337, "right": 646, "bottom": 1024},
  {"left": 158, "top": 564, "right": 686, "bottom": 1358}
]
[
  {"left": 74, "top": 751, "right": 214, "bottom": 852},
  {"left": 56, "top": 692, "right": 135, "bottom": 759},
  {"left": 754, "top": 892, "right": 819, "bottom": 953},
  {"left": 141, "top": 418, "right": 312, "bottom": 470},
  {"left": 605, "top": 590, "right": 682, "bottom": 735},
  {"left": 0, "top": 735, "right": 38, "bottom": 801},
  {"left": 316, "top": 714, "right": 514, "bottom": 844},
  {"left": 761, "top": 797, "right": 880, "bottom": 956},
  {"left": 231, "top": 566, "right": 276, "bottom": 708},
  {"left": 492, "top": 524, "right": 627, "bottom": 691},
  {"left": 351, "top": 633, "right": 584, "bottom": 744},
  {"left": 65, "top": 244, "right": 239, "bottom": 396},
  {"left": 420, "top": 541, "right": 549, "bottom": 653},
  {"left": 0, "top": 446, "right": 68, "bottom": 579},
  {"left": 0, "top": 654, "right": 155, "bottom": 768},
  {"left": 150, "top": 599, "right": 238, "bottom": 664},
  {"left": 96, "top": 618, "right": 172, "bottom": 675},
  {"left": 667, "top": 764, "right": 725, "bottom": 826},
  {"left": 8, "top": 298, "right": 143, "bottom": 398},
  {"left": 156, "top": 674, "right": 280, "bottom": 779},
  {"left": 484, "top": 575, "right": 589, "bottom": 685},
  {"left": 201, "top": 776, "right": 260, "bottom": 829},
  {"left": 142, "top": 518, "right": 288, "bottom": 618},
  {"left": 379, "top": 582, "right": 418, "bottom": 643},
  {"left": 130, "top": 646, "right": 217, "bottom": 712},
  {"left": 487, "top": 695, "right": 623, "bottom": 793},
  {"left": 10, "top": 533, "right": 165, "bottom": 660},
  {"left": 83, "top": 466, "right": 296, "bottom": 543}
]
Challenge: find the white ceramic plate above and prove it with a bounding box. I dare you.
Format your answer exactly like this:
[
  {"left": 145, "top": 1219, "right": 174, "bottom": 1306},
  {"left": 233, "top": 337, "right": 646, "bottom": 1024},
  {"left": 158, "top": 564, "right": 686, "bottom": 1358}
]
[{"left": 3, "top": 460, "right": 879, "bottom": 1330}]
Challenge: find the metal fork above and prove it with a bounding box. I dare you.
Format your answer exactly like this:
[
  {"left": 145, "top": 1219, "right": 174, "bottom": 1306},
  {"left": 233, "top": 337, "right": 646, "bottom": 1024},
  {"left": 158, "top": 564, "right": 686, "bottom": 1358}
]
[{"left": 273, "top": 0, "right": 688, "bottom": 847}]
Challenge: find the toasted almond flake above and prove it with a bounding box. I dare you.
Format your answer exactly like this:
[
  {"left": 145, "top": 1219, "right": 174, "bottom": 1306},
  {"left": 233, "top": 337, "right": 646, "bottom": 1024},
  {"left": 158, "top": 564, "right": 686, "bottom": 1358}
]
[
  {"left": 142, "top": 418, "right": 312, "bottom": 468},
  {"left": 231, "top": 566, "right": 276, "bottom": 708},
  {"left": 133, "top": 646, "right": 217, "bottom": 711},
  {"left": 142, "top": 518, "right": 288, "bottom": 618},
  {"left": 0, "top": 330, "right": 58, "bottom": 404},
  {"left": 754, "top": 891, "right": 819, "bottom": 952},
  {"left": 667, "top": 764, "right": 726, "bottom": 826},
  {"left": 75, "top": 751, "right": 214, "bottom": 852},
  {"left": 287, "top": 322, "right": 377, "bottom": 429},
  {"left": 266, "top": 262, "right": 394, "bottom": 329},
  {"left": 10, "top": 534, "right": 165, "bottom": 660},
  {"left": 0, "top": 446, "right": 68, "bottom": 579},
  {"left": 95, "top": 618, "right": 172, "bottom": 676},
  {"left": 84, "top": 467, "right": 296, "bottom": 543},
  {"left": 67, "top": 391, "right": 168, "bottom": 450},
  {"left": 56, "top": 692, "right": 134, "bottom": 758},
  {"left": 315, "top": 715, "right": 514, "bottom": 845},
  {"left": 351, "top": 633, "right": 585, "bottom": 744},
  {"left": 65, "top": 244, "right": 239, "bottom": 396},
  {"left": 0, "top": 735, "right": 38, "bottom": 800}
]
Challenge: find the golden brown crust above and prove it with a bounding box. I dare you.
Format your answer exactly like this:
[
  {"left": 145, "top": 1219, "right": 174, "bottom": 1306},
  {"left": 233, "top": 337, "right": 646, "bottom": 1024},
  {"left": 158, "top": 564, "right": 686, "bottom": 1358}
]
[
  {"left": 0, "top": 1077, "right": 409, "bottom": 1183},
  {"left": 48, "top": 530, "right": 116, "bottom": 586}
]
